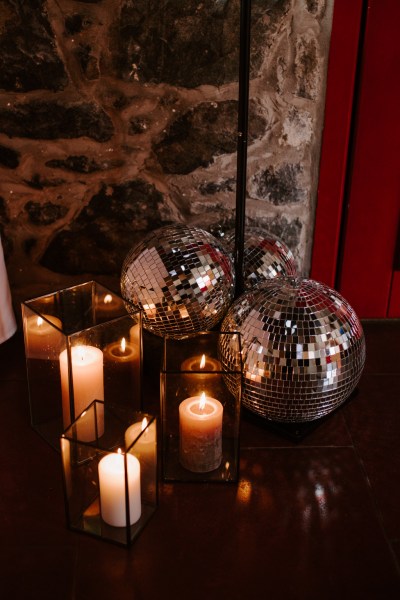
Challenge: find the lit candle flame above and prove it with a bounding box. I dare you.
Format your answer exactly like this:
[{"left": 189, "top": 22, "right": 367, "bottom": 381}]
[
  {"left": 200, "top": 354, "right": 206, "bottom": 369},
  {"left": 141, "top": 417, "right": 148, "bottom": 431},
  {"left": 104, "top": 294, "right": 113, "bottom": 305},
  {"left": 117, "top": 448, "right": 122, "bottom": 455},
  {"left": 120, "top": 337, "right": 126, "bottom": 353},
  {"left": 77, "top": 345, "right": 86, "bottom": 361},
  {"left": 37, "top": 317, "right": 43, "bottom": 327},
  {"left": 199, "top": 392, "right": 206, "bottom": 411}
]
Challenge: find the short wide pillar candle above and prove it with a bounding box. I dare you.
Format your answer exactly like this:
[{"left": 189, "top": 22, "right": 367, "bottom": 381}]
[
  {"left": 179, "top": 393, "right": 223, "bottom": 473},
  {"left": 98, "top": 451, "right": 141, "bottom": 527}
]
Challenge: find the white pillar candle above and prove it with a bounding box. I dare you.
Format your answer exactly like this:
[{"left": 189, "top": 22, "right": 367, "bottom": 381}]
[
  {"left": 59, "top": 345, "right": 104, "bottom": 440},
  {"left": 179, "top": 392, "right": 223, "bottom": 473},
  {"left": 98, "top": 450, "right": 141, "bottom": 527},
  {"left": 24, "top": 314, "right": 62, "bottom": 359}
]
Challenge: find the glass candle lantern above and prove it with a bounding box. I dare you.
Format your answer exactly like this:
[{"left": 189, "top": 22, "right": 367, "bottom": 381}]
[
  {"left": 61, "top": 401, "right": 157, "bottom": 547},
  {"left": 160, "top": 331, "right": 242, "bottom": 482},
  {"left": 21, "top": 281, "right": 142, "bottom": 449}
]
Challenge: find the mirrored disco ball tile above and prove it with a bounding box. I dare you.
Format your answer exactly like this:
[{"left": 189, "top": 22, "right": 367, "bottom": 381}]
[
  {"left": 121, "top": 224, "right": 235, "bottom": 339},
  {"left": 219, "top": 277, "right": 366, "bottom": 422},
  {"left": 223, "top": 226, "right": 297, "bottom": 289}
]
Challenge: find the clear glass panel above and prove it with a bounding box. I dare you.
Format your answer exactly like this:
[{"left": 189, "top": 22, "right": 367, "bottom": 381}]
[
  {"left": 161, "top": 331, "right": 242, "bottom": 482},
  {"left": 22, "top": 281, "right": 142, "bottom": 449},
  {"left": 62, "top": 401, "right": 157, "bottom": 547}
]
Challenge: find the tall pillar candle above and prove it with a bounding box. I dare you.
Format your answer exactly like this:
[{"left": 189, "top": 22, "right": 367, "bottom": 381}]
[{"left": 59, "top": 345, "right": 104, "bottom": 440}]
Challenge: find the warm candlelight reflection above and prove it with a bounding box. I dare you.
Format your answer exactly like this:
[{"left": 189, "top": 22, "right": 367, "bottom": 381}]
[{"left": 236, "top": 479, "right": 253, "bottom": 504}]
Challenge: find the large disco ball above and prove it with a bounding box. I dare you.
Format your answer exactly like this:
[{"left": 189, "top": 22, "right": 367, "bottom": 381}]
[
  {"left": 219, "top": 277, "right": 366, "bottom": 422},
  {"left": 223, "top": 226, "right": 297, "bottom": 289},
  {"left": 121, "top": 223, "right": 235, "bottom": 339}
]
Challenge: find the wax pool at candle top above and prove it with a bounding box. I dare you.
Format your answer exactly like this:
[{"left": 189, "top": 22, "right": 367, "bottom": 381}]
[
  {"left": 181, "top": 354, "right": 220, "bottom": 373},
  {"left": 104, "top": 336, "right": 139, "bottom": 363},
  {"left": 188, "top": 400, "right": 216, "bottom": 416},
  {"left": 107, "top": 337, "right": 134, "bottom": 358}
]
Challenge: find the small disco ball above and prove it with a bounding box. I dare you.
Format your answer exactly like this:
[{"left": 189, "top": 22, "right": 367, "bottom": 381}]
[
  {"left": 219, "top": 277, "right": 366, "bottom": 422},
  {"left": 223, "top": 226, "right": 297, "bottom": 289},
  {"left": 121, "top": 223, "right": 235, "bottom": 339}
]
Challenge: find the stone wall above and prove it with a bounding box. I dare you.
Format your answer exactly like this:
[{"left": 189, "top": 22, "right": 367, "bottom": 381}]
[{"left": 0, "top": 0, "right": 333, "bottom": 306}]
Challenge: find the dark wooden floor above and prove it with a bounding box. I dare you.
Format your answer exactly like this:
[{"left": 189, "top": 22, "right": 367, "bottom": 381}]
[{"left": 0, "top": 320, "right": 399, "bottom": 600}]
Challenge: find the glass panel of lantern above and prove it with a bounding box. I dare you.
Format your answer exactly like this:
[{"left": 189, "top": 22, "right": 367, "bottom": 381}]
[
  {"left": 160, "top": 331, "right": 242, "bottom": 483},
  {"left": 61, "top": 400, "right": 157, "bottom": 547},
  {"left": 21, "top": 281, "right": 142, "bottom": 450}
]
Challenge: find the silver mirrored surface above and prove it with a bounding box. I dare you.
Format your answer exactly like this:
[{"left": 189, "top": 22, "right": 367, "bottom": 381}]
[
  {"left": 121, "top": 224, "right": 235, "bottom": 339},
  {"left": 223, "top": 227, "right": 297, "bottom": 289},
  {"left": 220, "top": 277, "right": 366, "bottom": 422}
]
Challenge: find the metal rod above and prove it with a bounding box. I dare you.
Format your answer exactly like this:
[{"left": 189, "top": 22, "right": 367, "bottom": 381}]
[{"left": 234, "top": 0, "right": 252, "bottom": 299}]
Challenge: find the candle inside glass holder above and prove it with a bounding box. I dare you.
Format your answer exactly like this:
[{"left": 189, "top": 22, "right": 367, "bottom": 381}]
[
  {"left": 25, "top": 314, "right": 62, "bottom": 359},
  {"left": 105, "top": 337, "right": 138, "bottom": 363},
  {"left": 179, "top": 392, "right": 223, "bottom": 473}
]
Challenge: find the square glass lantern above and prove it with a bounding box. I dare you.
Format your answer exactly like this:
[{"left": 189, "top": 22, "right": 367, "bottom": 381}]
[
  {"left": 160, "top": 331, "right": 242, "bottom": 483},
  {"left": 61, "top": 400, "right": 157, "bottom": 547},
  {"left": 21, "top": 281, "right": 142, "bottom": 449}
]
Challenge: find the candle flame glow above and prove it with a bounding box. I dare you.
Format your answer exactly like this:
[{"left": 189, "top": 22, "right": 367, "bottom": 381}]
[
  {"left": 200, "top": 354, "right": 206, "bottom": 369},
  {"left": 117, "top": 448, "right": 122, "bottom": 455},
  {"left": 120, "top": 337, "right": 126, "bottom": 353},
  {"left": 199, "top": 392, "right": 206, "bottom": 411},
  {"left": 104, "top": 294, "right": 113, "bottom": 305},
  {"left": 77, "top": 345, "right": 86, "bottom": 361},
  {"left": 141, "top": 417, "right": 148, "bottom": 431},
  {"left": 37, "top": 317, "right": 43, "bottom": 327}
]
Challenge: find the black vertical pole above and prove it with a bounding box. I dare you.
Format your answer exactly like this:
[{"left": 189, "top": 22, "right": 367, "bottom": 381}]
[{"left": 234, "top": 0, "right": 252, "bottom": 299}]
